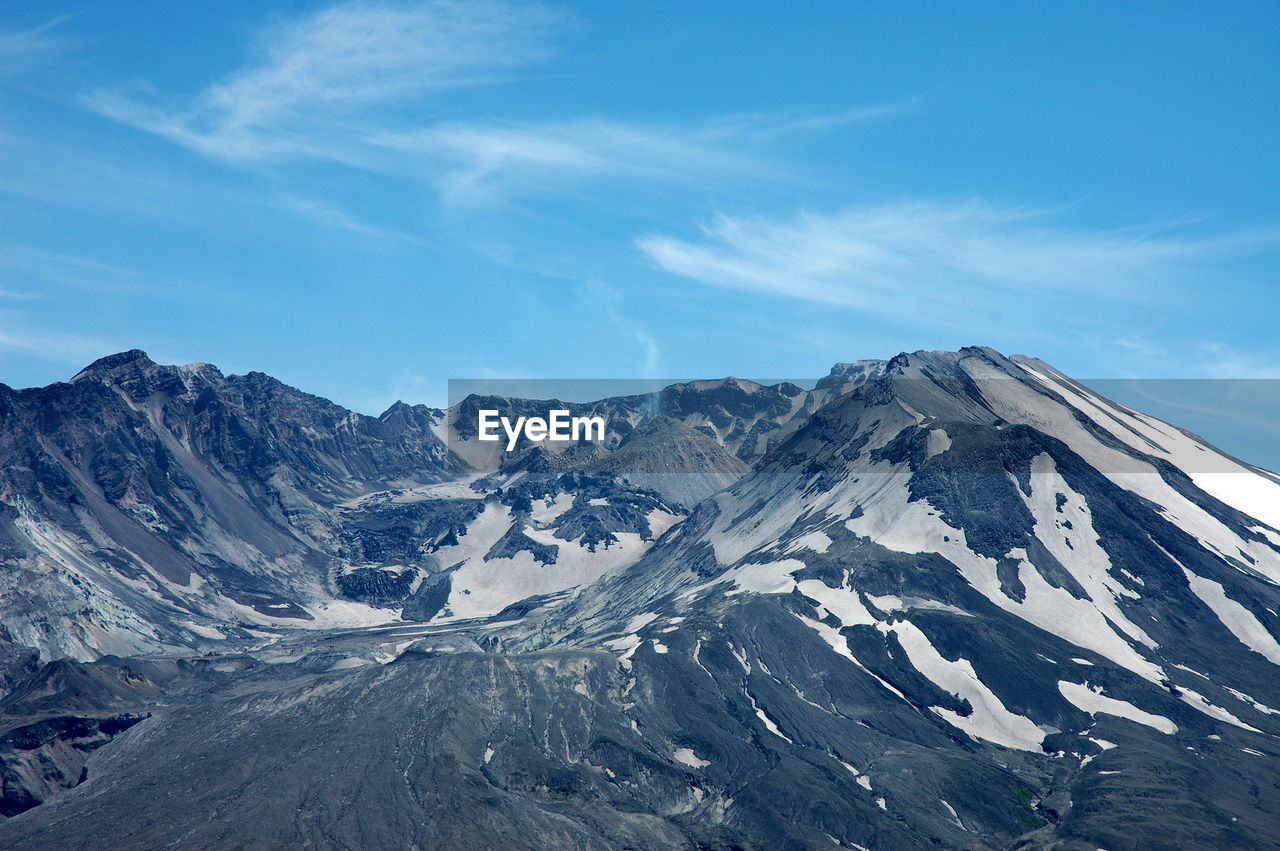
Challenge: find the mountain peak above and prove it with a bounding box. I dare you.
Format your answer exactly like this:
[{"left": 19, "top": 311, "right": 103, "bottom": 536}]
[
  {"left": 816, "top": 358, "right": 887, "bottom": 389},
  {"left": 69, "top": 349, "right": 156, "bottom": 383}
]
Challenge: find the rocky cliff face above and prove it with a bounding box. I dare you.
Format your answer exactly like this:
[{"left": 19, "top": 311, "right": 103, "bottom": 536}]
[{"left": 0, "top": 350, "right": 451, "bottom": 660}]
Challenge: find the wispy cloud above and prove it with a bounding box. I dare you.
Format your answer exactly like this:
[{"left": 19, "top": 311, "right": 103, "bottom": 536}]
[
  {"left": 636, "top": 202, "right": 1280, "bottom": 321},
  {"left": 0, "top": 312, "right": 121, "bottom": 369},
  {"left": 1112, "top": 337, "right": 1169, "bottom": 358},
  {"left": 376, "top": 102, "right": 918, "bottom": 199},
  {"left": 576, "top": 279, "right": 662, "bottom": 378},
  {"left": 82, "top": 0, "right": 908, "bottom": 209},
  {"left": 363, "top": 102, "right": 910, "bottom": 205},
  {"left": 0, "top": 15, "right": 75, "bottom": 67},
  {"left": 87, "top": 0, "right": 569, "bottom": 163},
  {"left": 0, "top": 242, "right": 148, "bottom": 293},
  {"left": 1194, "top": 342, "right": 1280, "bottom": 380},
  {"left": 278, "top": 195, "right": 424, "bottom": 243},
  {"left": 700, "top": 98, "right": 923, "bottom": 141},
  {"left": 370, "top": 117, "right": 773, "bottom": 205}
]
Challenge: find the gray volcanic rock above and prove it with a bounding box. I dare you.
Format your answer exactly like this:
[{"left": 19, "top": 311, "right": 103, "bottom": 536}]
[
  {"left": 0, "top": 351, "right": 450, "bottom": 660},
  {"left": 815, "top": 358, "right": 888, "bottom": 390},
  {"left": 0, "top": 713, "right": 147, "bottom": 818},
  {"left": 0, "top": 639, "right": 1021, "bottom": 849},
  {"left": 3, "top": 347, "right": 1280, "bottom": 849},
  {"left": 588, "top": 415, "right": 750, "bottom": 507}
]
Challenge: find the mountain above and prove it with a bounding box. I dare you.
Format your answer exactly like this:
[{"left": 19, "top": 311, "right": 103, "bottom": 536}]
[
  {"left": 1, "top": 347, "right": 1279, "bottom": 848},
  {"left": 0, "top": 349, "right": 453, "bottom": 661},
  {"left": 589, "top": 415, "right": 750, "bottom": 506},
  {"left": 1, "top": 353, "right": 817, "bottom": 662}
]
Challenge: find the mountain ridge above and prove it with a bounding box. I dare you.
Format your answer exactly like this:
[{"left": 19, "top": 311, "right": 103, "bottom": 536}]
[{"left": 2, "top": 346, "right": 1279, "bottom": 847}]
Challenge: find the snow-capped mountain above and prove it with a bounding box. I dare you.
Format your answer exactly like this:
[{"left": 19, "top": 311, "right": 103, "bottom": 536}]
[{"left": 1, "top": 347, "right": 1278, "bottom": 848}]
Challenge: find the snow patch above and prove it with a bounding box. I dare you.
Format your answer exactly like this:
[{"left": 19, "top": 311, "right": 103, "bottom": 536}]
[
  {"left": 528, "top": 491, "right": 576, "bottom": 525},
  {"left": 627, "top": 612, "right": 659, "bottom": 632},
  {"left": 606, "top": 634, "right": 642, "bottom": 670},
  {"left": 793, "top": 613, "right": 910, "bottom": 702},
  {"left": 888, "top": 620, "right": 1046, "bottom": 752},
  {"left": 181, "top": 621, "right": 226, "bottom": 640},
  {"left": 673, "top": 747, "right": 710, "bottom": 768},
  {"left": 1253, "top": 525, "right": 1280, "bottom": 548},
  {"left": 1058, "top": 681, "right": 1177, "bottom": 734},
  {"left": 1182, "top": 568, "right": 1280, "bottom": 665},
  {"left": 437, "top": 503, "right": 660, "bottom": 620},
  {"left": 844, "top": 464, "right": 1164, "bottom": 682},
  {"left": 728, "top": 642, "right": 751, "bottom": 674},
  {"left": 926, "top": 428, "right": 952, "bottom": 459},
  {"left": 796, "top": 579, "right": 876, "bottom": 627},
  {"left": 1178, "top": 687, "right": 1262, "bottom": 732},
  {"left": 1223, "top": 686, "right": 1280, "bottom": 716},
  {"left": 646, "top": 507, "right": 684, "bottom": 539},
  {"left": 330, "top": 657, "right": 372, "bottom": 670},
  {"left": 787, "top": 529, "right": 834, "bottom": 554},
  {"left": 748, "top": 691, "right": 792, "bottom": 743},
  {"left": 724, "top": 559, "right": 805, "bottom": 596}
]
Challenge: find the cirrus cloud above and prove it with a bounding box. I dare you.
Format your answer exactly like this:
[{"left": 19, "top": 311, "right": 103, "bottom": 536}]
[
  {"left": 637, "top": 202, "right": 1280, "bottom": 319},
  {"left": 87, "top": 0, "right": 570, "bottom": 163}
]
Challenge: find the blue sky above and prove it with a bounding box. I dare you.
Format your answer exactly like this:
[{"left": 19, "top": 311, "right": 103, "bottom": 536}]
[{"left": 2, "top": 1, "right": 1279, "bottom": 419}]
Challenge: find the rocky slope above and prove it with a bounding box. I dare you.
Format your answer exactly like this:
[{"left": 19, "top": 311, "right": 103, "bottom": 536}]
[{"left": 0, "top": 350, "right": 453, "bottom": 661}]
